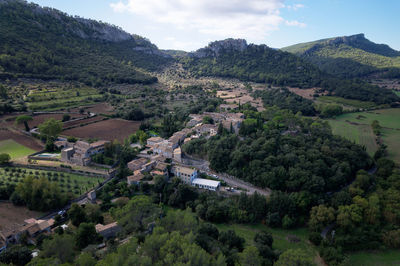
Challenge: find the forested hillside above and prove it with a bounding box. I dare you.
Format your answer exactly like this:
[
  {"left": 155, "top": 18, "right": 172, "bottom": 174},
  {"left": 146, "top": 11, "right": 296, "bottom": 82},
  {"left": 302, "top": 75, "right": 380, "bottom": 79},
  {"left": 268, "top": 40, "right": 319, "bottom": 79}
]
[
  {"left": 182, "top": 39, "right": 399, "bottom": 105},
  {"left": 183, "top": 39, "right": 324, "bottom": 88},
  {"left": 0, "top": 0, "right": 172, "bottom": 85},
  {"left": 282, "top": 33, "right": 400, "bottom": 79}
]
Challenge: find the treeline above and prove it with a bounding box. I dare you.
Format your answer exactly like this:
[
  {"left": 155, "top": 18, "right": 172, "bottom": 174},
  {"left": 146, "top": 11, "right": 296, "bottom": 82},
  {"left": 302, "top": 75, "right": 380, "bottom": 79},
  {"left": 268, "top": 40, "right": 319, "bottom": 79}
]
[
  {"left": 253, "top": 88, "right": 316, "bottom": 116},
  {"left": 10, "top": 176, "right": 70, "bottom": 211},
  {"left": 0, "top": 0, "right": 172, "bottom": 86}
]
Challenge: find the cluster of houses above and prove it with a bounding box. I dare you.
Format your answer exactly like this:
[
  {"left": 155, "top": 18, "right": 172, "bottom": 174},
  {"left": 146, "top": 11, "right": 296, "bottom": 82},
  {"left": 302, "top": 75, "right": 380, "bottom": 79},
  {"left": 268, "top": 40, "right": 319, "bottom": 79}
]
[
  {"left": 57, "top": 140, "right": 109, "bottom": 166},
  {"left": 126, "top": 155, "right": 221, "bottom": 191},
  {"left": 0, "top": 218, "right": 55, "bottom": 251},
  {"left": 125, "top": 112, "right": 244, "bottom": 191}
]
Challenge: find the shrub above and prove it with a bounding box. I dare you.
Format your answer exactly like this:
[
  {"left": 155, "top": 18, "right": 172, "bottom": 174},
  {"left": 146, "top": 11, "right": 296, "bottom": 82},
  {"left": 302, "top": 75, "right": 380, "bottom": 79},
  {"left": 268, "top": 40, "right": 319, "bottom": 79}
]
[{"left": 309, "top": 232, "right": 322, "bottom": 246}]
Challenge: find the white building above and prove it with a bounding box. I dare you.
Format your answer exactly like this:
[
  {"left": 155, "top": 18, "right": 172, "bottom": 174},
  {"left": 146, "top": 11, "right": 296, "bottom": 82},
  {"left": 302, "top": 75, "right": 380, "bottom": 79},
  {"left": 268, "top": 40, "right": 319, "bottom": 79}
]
[{"left": 192, "top": 178, "right": 220, "bottom": 191}]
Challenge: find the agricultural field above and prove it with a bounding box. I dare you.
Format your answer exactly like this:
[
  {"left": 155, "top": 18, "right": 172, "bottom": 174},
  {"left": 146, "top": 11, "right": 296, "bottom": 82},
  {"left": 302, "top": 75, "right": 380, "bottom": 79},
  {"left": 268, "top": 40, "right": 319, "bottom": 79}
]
[
  {"left": 0, "top": 139, "right": 35, "bottom": 159},
  {"left": 327, "top": 108, "right": 400, "bottom": 162},
  {"left": 62, "top": 118, "right": 141, "bottom": 142},
  {"left": 63, "top": 115, "right": 107, "bottom": 129},
  {"left": 215, "top": 223, "right": 321, "bottom": 265},
  {"left": 0, "top": 128, "right": 43, "bottom": 152},
  {"left": 0, "top": 167, "right": 104, "bottom": 196},
  {"left": 316, "top": 96, "right": 378, "bottom": 110},
  {"left": 6, "top": 113, "right": 86, "bottom": 130},
  {"left": 70, "top": 102, "right": 116, "bottom": 116}
]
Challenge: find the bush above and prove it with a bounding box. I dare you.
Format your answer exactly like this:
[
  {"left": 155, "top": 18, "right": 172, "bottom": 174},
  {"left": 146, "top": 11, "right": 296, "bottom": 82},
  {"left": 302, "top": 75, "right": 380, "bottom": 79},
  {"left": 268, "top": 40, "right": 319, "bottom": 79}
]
[
  {"left": 309, "top": 232, "right": 322, "bottom": 246},
  {"left": 0, "top": 153, "right": 11, "bottom": 165}
]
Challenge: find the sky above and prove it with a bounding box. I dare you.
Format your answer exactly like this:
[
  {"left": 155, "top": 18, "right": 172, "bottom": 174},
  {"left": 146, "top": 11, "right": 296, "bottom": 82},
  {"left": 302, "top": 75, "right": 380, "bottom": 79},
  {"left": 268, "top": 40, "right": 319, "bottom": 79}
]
[{"left": 30, "top": 0, "right": 400, "bottom": 52}]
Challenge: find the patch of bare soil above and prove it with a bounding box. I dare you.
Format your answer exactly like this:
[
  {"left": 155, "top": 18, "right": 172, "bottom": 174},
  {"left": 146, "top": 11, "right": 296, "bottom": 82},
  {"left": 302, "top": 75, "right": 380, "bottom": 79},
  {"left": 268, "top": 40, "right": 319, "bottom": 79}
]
[
  {"left": 0, "top": 202, "right": 43, "bottom": 234},
  {"left": 62, "top": 119, "right": 140, "bottom": 142}
]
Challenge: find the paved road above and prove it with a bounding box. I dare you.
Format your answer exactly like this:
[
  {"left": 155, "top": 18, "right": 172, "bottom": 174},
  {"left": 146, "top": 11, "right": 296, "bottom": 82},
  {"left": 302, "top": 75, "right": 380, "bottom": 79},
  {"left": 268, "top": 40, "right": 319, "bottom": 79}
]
[
  {"left": 181, "top": 154, "right": 271, "bottom": 196},
  {"left": 206, "top": 170, "right": 271, "bottom": 196}
]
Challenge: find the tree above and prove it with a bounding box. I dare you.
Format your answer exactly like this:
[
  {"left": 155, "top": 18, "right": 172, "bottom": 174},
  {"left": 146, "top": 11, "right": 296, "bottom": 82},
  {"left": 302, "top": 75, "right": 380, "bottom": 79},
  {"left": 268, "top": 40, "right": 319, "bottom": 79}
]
[
  {"left": 40, "top": 234, "right": 76, "bottom": 264},
  {"left": 336, "top": 204, "right": 363, "bottom": 230},
  {"left": 114, "top": 195, "right": 160, "bottom": 234},
  {"left": 0, "top": 244, "right": 32, "bottom": 266},
  {"left": 321, "top": 104, "right": 343, "bottom": 118},
  {"left": 239, "top": 246, "right": 262, "bottom": 266},
  {"left": 85, "top": 203, "right": 104, "bottom": 224},
  {"left": 75, "top": 252, "right": 97, "bottom": 266},
  {"left": 0, "top": 153, "right": 10, "bottom": 165},
  {"left": 68, "top": 203, "right": 88, "bottom": 227},
  {"left": 218, "top": 230, "right": 245, "bottom": 252},
  {"left": 15, "top": 115, "right": 33, "bottom": 131},
  {"left": 38, "top": 118, "right": 63, "bottom": 140},
  {"left": 14, "top": 176, "right": 67, "bottom": 211},
  {"left": 75, "top": 223, "right": 101, "bottom": 249},
  {"left": 274, "top": 249, "right": 313, "bottom": 266},
  {"left": 62, "top": 114, "right": 71, "bottom": 122},
  {"left": 202, "top": 116, "right": 214, "bottom": 124},
  {"left": 309, "top": 205, "right": 336, "bottom": 232}
]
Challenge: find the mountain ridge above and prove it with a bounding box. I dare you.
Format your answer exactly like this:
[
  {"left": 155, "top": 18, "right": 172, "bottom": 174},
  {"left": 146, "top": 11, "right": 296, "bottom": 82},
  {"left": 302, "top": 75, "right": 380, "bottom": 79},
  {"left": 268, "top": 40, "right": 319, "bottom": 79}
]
[
  {"left": 282, "top": 34, "right": 400, "bottom": 78},
  {"left": 0, "top": 0, "right": 172, "bottom": 85}
]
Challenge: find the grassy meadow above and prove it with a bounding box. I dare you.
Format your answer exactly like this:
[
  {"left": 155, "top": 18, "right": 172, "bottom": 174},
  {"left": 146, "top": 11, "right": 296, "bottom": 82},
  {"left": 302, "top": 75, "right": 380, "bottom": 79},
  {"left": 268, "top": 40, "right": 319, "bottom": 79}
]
[
  {"left": 327, "top": 108, "right": 400, "bottom": 162},
  {"left": 215, "top": 223, "right": 319, "bottom": 263},
  {"left": 344, "top": 250, "right": 400, "bottom": 266},
  {"left": 316, "top": 96, "right": 378, "bottom": 110},
  {"left": 0, "top": 139, "right": 35, "bottom": 159}
]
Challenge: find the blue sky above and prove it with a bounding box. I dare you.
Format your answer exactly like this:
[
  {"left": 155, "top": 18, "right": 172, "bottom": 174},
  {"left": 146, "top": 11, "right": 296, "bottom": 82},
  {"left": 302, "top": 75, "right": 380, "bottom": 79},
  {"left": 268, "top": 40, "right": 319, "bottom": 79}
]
[{"left": 30, "top": 0, "right": 400, "bottom": 52}]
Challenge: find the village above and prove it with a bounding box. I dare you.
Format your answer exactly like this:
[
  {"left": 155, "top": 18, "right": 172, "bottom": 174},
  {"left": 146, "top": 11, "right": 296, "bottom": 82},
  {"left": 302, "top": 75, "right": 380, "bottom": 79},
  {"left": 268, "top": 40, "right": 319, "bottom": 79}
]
[{"left": 0, "top": 111, "right": 246, "bottom": 252}]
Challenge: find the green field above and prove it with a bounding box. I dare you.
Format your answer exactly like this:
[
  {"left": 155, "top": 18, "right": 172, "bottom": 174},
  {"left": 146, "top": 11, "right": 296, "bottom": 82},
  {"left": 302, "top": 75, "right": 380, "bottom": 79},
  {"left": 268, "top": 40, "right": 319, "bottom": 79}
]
[
  {"left": 0, "top": 139, "right": 35, "bottom": 159},
  {"left": 0, "top": 167, "right": 104, "bottom": 196},
  {"left": 344, "top": 250, "right": 400, "bottom": 266},
  {"left": 327, "top": 108, "right": 400, "bottom": 162},
  {"left": 215, "top": 224, "right": 318, "bottom": 262},
  {"left": 317, "top": 96, "right": 378, "bottom": 110},
  {"left": 393, "top": 90, "right": 400, "bottom": 97}
]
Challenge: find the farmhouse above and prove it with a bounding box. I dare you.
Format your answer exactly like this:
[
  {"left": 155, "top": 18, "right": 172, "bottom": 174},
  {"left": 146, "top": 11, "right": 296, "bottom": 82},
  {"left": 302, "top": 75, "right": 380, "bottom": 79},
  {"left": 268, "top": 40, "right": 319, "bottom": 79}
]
[
  {"left": 146, "top": 137, "right": 164, "bottom": 146},
  {"left": 127, "top": 157, "right": 148, "bottom": 171},
  {"left": 153, "top": 141, "right": 174, "bottom": 158},
  {"left": 127, "top": 170, "right": 145, "bottom": 185},
  {"left": 61, "top": 140, "right": 109, "bottom": 166},
  {"left": 95, "top": 222, "right": 121, "bottom": 239},
  {"left": 0, "top": 218, "right": 55, "bottom": 246}
]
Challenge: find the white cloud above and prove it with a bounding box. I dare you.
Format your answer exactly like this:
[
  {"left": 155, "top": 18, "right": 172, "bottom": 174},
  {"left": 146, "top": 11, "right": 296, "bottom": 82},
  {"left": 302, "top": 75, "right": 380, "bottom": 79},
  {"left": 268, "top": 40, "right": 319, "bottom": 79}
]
[
  {"left": 285, "top": 20, "right": 306, "bottom": 28},
  {"left": 286, "top": 3, "right": 304, "bottom": 11},
  {"left": 110, "top": 0, "right": 305, "bottom": 42}
]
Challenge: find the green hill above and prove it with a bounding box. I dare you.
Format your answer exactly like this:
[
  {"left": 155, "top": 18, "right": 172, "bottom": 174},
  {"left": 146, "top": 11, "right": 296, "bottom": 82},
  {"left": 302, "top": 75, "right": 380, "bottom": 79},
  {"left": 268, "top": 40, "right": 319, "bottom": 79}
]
[
  {"left": 0, "top": 0, "right": 172, "bottom": 85},
  {"left": 183, "top": 39, "right": 399, "bottom": 105},
  {"left": 282, "top": 34, "right": 400, "bottom": 78}
]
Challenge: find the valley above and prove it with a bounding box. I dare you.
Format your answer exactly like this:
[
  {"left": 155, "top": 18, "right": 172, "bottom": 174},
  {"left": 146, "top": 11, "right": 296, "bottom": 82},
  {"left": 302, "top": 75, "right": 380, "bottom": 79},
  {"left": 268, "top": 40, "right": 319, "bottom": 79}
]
[{"left": 0, "top": 1, "right": 399, "bottom": 266}]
